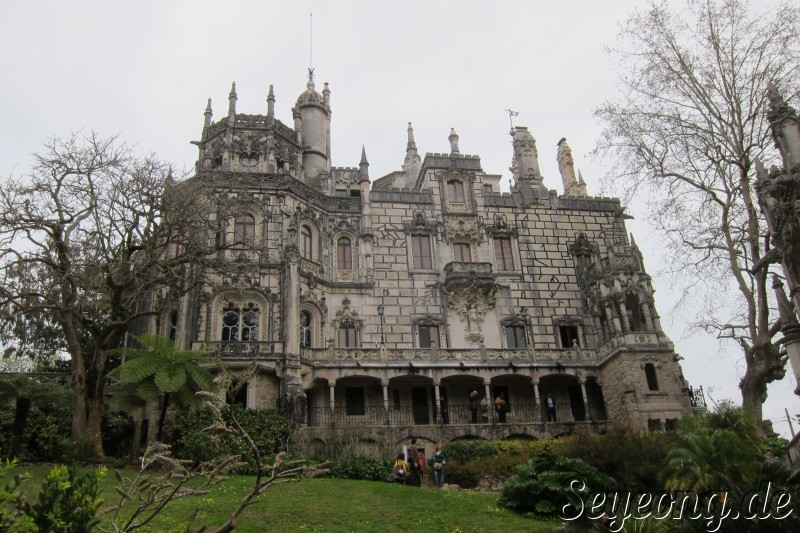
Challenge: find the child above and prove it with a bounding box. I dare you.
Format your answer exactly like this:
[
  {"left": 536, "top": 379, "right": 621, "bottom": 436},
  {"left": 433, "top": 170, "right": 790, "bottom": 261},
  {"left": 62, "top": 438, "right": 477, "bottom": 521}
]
[{"left": 392, "top": 453, "right": 408, "bottom": 483}]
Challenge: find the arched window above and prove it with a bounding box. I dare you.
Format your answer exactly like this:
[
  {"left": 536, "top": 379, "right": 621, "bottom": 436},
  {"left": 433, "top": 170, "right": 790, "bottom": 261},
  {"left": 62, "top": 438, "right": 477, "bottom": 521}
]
[
  {"left": 168, "top": 311, "right": 178, "bottom": 341},
  {"left": 300, "top": 310, "right": 313, "bottom": 347},
  {"left": 234, "top": 214, "right": 256, "bottom": 245},
  {"left": 644, "top": 363, "right": 659, "bottom": 391},
  {"left": 300, "top": 225, "right": 313, "bottom": 260},
  {"left": 337, "top": 237, "right": 352, "bottom": 269},
  {"left": 447, "top": 180, "right": 465, "bottom": 203},
  {"left": 626, "top": 292, "right": 646, "bottom": 331},
  {"left": 221, "top": 305, "right": 259, "bottom": 341}
]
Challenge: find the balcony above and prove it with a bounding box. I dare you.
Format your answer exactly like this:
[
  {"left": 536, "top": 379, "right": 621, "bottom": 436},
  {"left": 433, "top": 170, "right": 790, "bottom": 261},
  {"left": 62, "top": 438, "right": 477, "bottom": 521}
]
[{"left": 442, "top": 261, "right": 495, "bottom": 293}]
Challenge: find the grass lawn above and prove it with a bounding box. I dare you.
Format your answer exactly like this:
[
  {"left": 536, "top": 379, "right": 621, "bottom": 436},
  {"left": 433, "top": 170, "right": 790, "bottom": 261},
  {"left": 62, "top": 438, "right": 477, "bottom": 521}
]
[{"left": 14, "top": 465, "right": 560, "bottom": 532}]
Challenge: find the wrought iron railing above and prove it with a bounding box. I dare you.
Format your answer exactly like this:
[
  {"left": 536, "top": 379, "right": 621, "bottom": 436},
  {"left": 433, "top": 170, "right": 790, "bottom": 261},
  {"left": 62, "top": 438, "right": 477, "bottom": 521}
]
[{"left": 307, "top": 402, "right": 607, "bottom": 427}]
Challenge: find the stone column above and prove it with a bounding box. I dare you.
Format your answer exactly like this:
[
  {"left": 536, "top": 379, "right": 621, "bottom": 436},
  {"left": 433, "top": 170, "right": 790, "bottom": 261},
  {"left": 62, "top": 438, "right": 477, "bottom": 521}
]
[
  {"left": 328, "top": 381, "right": 336, "bottom": 427},
  {"left": 483, "top": 380, "right": 494, "bottom": 424},
  {"left": 382, "top": 381, "right": 390, "bottom": 426},
  {"left": 605, "top": 303, "right": 621, "bottom": 335},
  {"left": 434, "top": 381, "right": 442, "bottom": 425},
  {"left": 579, "top": 377, "right": 591, "bottom": 422},
  {"left": 618, "top": 299, "right": 631, "bottom": 333},
  {"left": 532, "top": 377, "right": 542, "bottom": 423},
  {"left": 641, "top": 302, "right": 655, "bottom": 331}
]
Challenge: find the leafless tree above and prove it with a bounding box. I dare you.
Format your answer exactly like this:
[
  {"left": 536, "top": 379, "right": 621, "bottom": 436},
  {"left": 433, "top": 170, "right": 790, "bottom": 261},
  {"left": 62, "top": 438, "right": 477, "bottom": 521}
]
[
  {"left": 595, "top": 0, "right": 800, "bottom": 421},
  {"left": 0, "top": 132, "right": 223, "bottom": 458}
]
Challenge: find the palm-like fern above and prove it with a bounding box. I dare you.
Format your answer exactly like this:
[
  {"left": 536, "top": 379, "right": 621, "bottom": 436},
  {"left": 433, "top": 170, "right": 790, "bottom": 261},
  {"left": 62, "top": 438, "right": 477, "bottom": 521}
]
[
  {"left": 114, "top": 335, "right": 214, "bottom": 440},
  {"left": 0, "top": 375, "right": 68, "bottom": 458}
]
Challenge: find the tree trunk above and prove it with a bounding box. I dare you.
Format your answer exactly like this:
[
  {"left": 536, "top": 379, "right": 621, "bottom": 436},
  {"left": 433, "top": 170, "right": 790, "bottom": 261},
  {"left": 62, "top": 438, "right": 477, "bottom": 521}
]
[
  {"left": 10, "top": 397, "right": 31, "bottom": 459},
  {"left": 157, "top": 393, "right": 170, "bottom": 442},
  {"left": 740, "top": 343, "right": 785, "bottom": 427}
]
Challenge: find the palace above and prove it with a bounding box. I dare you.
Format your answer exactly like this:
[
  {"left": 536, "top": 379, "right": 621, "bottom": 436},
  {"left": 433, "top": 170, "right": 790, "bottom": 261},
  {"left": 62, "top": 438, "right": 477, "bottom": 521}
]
[{"left": 148, "top": 72, "right": 696, "bottom": 445}]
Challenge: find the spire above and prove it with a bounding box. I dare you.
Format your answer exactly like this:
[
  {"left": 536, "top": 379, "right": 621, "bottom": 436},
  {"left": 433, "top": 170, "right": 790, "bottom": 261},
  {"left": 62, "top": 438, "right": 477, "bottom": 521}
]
[
  {"left": 767, "top": 84, "right": 800, "bottom": 169},
  {"left": 267, "top": 84, "right": 275, "bottom": 118},
  {"left": 358, "top": 146, "right": 370, "bottom": 182},
  {"left": 449, "top": 128, "right": 460, "bottom": 154},
  {"left": 228, "top": 81, "right": 237, "bottom": 116},
  {"left": 557, "top": 138, "right": 580, "bottom": 196},
  {"left": 630, "top": 233, "right": 646, "bottom": 273},
  {"left": 323, "top": 82, "right": 330, "bottom": 107},
  {"left": 203, "top": 98, "right": 213, "bottom": 129},
  {"left": 577, "top": 170, "right": 588, "bottom": 196}
]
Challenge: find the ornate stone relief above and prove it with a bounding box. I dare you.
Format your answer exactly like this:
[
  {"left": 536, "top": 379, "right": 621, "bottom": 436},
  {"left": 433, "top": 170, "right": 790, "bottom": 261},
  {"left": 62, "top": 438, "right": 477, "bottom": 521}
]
[
  {"left": 403, "top": 211, "right": 437, "bottom": 234},
  {"left": 444, "top": 216, "right": 482, "bottom": 243},
  {"left": 485, "top": 214, "right": 518, "bottom": 238},
  {"left": 445, "top": 280, "right": 498, "bottom": 345}
]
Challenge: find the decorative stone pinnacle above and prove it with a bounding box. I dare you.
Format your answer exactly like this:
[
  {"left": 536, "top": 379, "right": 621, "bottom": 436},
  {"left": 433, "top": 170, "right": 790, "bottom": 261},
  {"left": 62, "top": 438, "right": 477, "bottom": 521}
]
[{"left": 449, "top": 128, "right": 460, "bottom": 154}]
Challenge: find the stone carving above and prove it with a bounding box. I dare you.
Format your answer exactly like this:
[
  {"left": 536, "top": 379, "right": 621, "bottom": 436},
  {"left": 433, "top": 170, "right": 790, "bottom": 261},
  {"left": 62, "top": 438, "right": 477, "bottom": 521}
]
[{"left": 444, "top": 216, "right": 482, "bottom": 242}]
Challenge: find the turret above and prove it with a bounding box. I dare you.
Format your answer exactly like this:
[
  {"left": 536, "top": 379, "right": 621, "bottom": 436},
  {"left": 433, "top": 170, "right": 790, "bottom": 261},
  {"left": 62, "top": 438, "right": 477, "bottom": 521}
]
[
  {"left": 403, "top": 122, "right": 422, "bottom": 179},
  {"left": 203, "top": 98, "right": 213, "bottom": 131},
  {"left": 557, "top": 138, "right": 581, "bottom": 196},
  {"left": 293, "top": 69, "right": 331, "bottom": 180},
  {"left": 449, "top": 128, "right": 461, "bottom": 154},
  {"left": 768, "top": 83, "right": 800, "bottom": 169},
  {"left": 227, "top": 82, "right": 237, "bottom": 121},
  {"left": 511, "top": 126, "right": 543, "bottom": 187},
  {"left": 267, "top": 84, "right": 275, "bottom": 120}
]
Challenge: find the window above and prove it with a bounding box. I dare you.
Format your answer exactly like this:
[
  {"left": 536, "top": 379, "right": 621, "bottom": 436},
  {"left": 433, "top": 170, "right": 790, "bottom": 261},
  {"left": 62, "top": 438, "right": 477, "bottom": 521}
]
[
  {"left": 411, "top": 235, "right": 432, "bottom": 269},
  {"left": 494, "top": 237, "right": 514, "bottom": 271},
  {"left": 626, "top": 293, "right": 646, "bottom": 331},
  {"left": 419, "top": 325, "right": 439, "bottom": 348},
  {"left": 227, "top": 380, "right": 248, "bottom": 407},
  {"left": 505, "top": 325, "right": 527, "bottom": 348},
  {"left": 483, "top": 184, "right": 493, "bottom": 194},
  {"left": 300, "top": 225, "right": 313, "bottom": 260},
  {"left": 645, "top": 363, "right": 659, "bottom": 391},
  {"left": 338, "top": 322, "right": 357, "bottom": 347},
  {"left": 168, "top": 311, "right": 178, "bottom": 341},
  {"left": 453, "top": 243, "right": 471, "bottom": 262},
  {"left": 447, "top": 180, "right": 465, "bottom": 203},
  {"left": 300, "top": 310, "right": 313, "bottom": 347},
  {"left": 221, "top": 306, "right": 259, "bottom": 341},
  {"left": 337, "top": 237, "right": 352, "bottom": 269},
  {"left": 233, "top": 214, "right": 255, "bottom": 245},
  {"left": 559, "top": 325, "right": 579, "bottom": 348},
  {"left": 345, "top": 387, "right": 365, "bottom": 415}
]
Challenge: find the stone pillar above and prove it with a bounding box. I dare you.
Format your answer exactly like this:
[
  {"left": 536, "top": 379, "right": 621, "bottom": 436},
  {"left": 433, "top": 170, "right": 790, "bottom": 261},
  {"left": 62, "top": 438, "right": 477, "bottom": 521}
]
[
  {"left": 606, "top": 303, "right": 621, "bottom": 335},
  {"left": 382, "top": 381, "right": 390, "bottom": 426},
  {"left": 640, "top": 301, "right": 655, "bottom": 331},
  {"left": 532, "top": 377, "right": 542, "bottom": 423},
  {"left": 483, "top": 380, "right": 494, "bottom": 424},
  {"left": 579, "top": 377, "right": 591, "bottom": 422},
  {"left": 618, "top": 299, "right": 631, "bottom": 333},
  {"left": 434, "top": 381, "right": 442, "bottom": 424},
  {"left": 328, "top": 381, "right": 336, "bottom": 427}
]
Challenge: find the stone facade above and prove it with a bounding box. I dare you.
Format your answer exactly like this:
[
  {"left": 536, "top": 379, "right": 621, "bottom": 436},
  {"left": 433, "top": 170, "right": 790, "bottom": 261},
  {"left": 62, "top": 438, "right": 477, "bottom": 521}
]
[{"left": 143, "top": 71, "right": 693, "bottom": 446}]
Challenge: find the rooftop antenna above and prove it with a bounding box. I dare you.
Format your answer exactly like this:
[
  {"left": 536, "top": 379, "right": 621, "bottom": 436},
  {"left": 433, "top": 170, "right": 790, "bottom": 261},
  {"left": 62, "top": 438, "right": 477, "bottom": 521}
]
[
  {"left": 309, "top": 12, "right": 313, "bottom": 72},
  {"left": 505, "top": 109, "right": 519, "bottom": 135}
]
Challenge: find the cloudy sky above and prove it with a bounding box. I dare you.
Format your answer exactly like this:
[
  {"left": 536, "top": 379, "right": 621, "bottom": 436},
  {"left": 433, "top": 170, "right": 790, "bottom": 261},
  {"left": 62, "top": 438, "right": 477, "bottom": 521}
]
[{"left": 2, "top": 0, "right": 796, "bottom": 436}]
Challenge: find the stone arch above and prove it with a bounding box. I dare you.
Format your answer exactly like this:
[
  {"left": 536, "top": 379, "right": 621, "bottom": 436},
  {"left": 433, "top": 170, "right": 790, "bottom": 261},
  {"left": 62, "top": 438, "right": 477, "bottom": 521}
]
[
  {"left": 211, "top": 290, "right": 270, "bottom": 342},
  {"left": 299, "top": 302, "right": 324, "bottom": 348}
]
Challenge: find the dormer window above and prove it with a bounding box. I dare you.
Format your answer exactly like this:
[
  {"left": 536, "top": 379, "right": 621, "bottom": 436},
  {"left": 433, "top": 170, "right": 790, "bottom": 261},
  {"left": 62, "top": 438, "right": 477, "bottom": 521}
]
[{"left": 447, "top": 180, "right": 465, "bottom": 203}]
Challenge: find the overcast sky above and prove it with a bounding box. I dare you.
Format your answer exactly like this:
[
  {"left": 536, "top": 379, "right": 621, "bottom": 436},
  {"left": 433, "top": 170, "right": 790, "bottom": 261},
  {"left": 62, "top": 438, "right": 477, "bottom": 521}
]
[{"left": 2, "top": 0, "right": 796, "bottom": 437}]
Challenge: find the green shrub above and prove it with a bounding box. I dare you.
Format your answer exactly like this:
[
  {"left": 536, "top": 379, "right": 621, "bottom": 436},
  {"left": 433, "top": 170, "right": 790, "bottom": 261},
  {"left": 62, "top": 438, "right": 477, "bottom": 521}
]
[
  {"left": 444, "top": 439, "right": 498, "bottom": 462},
  {"left": 20, "top": 464, "right": 105, "bottom": 533},
  {"left": 330, "top": 457, "right": 392, "bottom": 481},
  {"left": 171, "top": 406, "right": 292, "bottom": 474},
  {"left": 0, "top": 401, "right": 71, "bottom": 462},
  {"left": 497, "top": 437, "right": 573, "bottom": 459},
  {"left": 101, "top": 410, "right": 136, "bottom": 458},
  {"left": 445, "top": 458, "right": 484, "bottom": 488},
  {"left": 500, "top": 449, "right": 615, "bottom": 518},
  {"left": 563, "top": 426, "right": 670, "bottom": 492}
]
